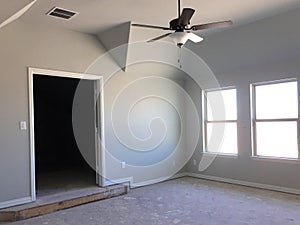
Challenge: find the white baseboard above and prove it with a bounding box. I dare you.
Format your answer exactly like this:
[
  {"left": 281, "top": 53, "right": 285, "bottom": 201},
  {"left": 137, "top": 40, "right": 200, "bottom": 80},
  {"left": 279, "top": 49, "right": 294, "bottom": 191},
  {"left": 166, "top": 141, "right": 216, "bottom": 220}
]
[
  {"left": 0, "top": 197, "right": 32, "bottom": 209},
  {"left": 131, "top": 173, "right": 189, "bottom": 188},
  {"left": 103, "top": 173, "right": 189, "bottom": 189},
  {"left": 187, "top": 173, "right": 300, "bottom": 195},
  {"left": 102, "top": 172, "right": 300, "bottom": 195},
  {"left": 104, "top": 177, "right": 133, "bottom": 187},
  {"left": 171, "top": 172, "right": 189, "bottom": 179}
]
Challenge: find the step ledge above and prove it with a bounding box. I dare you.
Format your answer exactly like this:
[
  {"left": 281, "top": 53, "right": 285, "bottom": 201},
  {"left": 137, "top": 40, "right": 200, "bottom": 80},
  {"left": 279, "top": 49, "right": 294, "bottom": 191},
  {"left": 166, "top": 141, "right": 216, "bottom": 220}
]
[{"left": 0, "top": 184, "right": 128, "bottom": 222}]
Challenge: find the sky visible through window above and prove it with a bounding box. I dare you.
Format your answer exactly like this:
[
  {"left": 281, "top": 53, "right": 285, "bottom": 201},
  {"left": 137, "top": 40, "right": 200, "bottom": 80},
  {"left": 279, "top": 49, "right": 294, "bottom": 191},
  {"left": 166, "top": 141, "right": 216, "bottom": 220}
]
[
  {"left": 255, "top": 81, "right": 298, "bottom": 158},
  {"left": 206, "top": 89, "right": 237, "bottom": 154},
  {"left": 256, "top": 82, "right": 298, "bottom": 119},
  {"left": 205, "top": 82, "right": 298, "bottom": 157}
]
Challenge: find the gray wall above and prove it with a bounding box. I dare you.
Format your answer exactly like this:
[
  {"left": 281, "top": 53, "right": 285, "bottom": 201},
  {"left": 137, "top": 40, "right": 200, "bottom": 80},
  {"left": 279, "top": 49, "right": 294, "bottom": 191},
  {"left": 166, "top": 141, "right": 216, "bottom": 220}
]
[
  {"left": 185, "top": 7, "right": 300, "bottom": 189},
  {"left": 1, "top": 4, "right": 300, "bottom": 207},
  {"left": 0, "top": 20, "right": 104, "bottom": 203},
  {"left": 88, "top": 61, "right": 190, "bottom": 186},
  {"left": 0, "top": 19, "right": 188, "bottom": 205}
]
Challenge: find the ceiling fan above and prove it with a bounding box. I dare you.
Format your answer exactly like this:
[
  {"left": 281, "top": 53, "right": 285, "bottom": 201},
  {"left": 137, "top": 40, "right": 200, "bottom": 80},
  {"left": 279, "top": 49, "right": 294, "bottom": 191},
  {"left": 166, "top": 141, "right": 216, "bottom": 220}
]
[{"left": 132, "top": 0, "right": 233, "bottom": 47}]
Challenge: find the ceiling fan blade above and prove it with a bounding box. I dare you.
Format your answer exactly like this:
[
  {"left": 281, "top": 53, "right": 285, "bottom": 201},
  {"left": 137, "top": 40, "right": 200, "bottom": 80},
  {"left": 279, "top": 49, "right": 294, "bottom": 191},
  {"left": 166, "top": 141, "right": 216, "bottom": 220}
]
[
  {"left": 187, "top": 32, "right": 203, "bottom": 43},
  {"left": 191, "top": 20, "right": 233, "bottom": 31},
  {"left": 132, "top": 23, "right": 170, "bottom": 30},
  {"left": 179, "top": 8, "right": 195, "bottom": 26},
  {"left": 147, "top": 33, "right": 172, "bottom": 42}
]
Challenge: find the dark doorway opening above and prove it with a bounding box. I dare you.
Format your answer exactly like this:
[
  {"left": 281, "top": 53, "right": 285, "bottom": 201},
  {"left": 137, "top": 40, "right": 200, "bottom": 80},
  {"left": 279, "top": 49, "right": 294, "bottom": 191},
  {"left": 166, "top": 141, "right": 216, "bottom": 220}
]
[{"left": 33, "top": 74, "right": 96, "bottom": 197}]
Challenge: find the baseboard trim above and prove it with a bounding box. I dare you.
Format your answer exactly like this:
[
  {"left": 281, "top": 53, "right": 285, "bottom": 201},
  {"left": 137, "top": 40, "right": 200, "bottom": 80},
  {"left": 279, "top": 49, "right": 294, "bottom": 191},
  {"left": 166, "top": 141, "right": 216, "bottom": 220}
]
[
  {"left": 100, "top": 173, "right": 300, "bottom": 195},
  {"left": 104, "top": 173, "right": 189, "bottom": 189},
  {"left": 104, "top": 177, "right": 133, "bottom": 187},
  {"left": 171, "top": 172, "right": 189, "bottom": 179},
  {"left": 0, "top": 197, "right": 32, "bottom": 210},
  {"left": 187, "top": 173, "right": 300, "bottom": 195},
  {"left": 132, "top": 173, "right": 189, "bottom": 188}
]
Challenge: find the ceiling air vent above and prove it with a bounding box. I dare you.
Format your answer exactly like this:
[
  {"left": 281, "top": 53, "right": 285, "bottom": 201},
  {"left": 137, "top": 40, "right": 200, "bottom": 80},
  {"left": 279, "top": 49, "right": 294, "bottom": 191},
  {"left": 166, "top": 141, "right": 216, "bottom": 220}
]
[{"left": 47, "top": 7, "right": 78, "bottom": 20}]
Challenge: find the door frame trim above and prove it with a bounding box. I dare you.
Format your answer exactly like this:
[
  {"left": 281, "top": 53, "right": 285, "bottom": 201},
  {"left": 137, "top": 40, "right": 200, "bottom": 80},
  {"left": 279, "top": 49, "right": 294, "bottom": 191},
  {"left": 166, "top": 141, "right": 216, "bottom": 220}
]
[{"left": 28, "top": 67, "right": 104, "bottom": 201}]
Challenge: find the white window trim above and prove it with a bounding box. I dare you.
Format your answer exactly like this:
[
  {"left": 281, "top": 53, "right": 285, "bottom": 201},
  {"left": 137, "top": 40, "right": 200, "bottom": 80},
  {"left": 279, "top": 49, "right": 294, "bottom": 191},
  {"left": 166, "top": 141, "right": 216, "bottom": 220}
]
[
  {"left": 250, "top": 78, "right": 299, "bottom": 159},
  {"left": 202, "top": 87, "right": 238, "bottom": 155}
]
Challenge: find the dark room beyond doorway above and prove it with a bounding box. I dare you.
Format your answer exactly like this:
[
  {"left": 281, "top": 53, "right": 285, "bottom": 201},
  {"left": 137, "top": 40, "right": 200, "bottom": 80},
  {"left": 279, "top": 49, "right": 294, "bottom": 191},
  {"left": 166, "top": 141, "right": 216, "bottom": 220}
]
[{"left": 33, "top": 74, "right": 96, "bottom": 197}]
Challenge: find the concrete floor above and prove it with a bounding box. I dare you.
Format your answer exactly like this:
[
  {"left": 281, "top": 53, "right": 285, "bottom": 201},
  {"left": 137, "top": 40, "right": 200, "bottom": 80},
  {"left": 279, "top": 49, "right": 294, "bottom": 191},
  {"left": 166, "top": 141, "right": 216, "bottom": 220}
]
[
  {"left": 36, "top": 168, "right": 97, "bottom": 197},
  {"left": 3, "top": 177, "right": 300, "bottom": 225}
]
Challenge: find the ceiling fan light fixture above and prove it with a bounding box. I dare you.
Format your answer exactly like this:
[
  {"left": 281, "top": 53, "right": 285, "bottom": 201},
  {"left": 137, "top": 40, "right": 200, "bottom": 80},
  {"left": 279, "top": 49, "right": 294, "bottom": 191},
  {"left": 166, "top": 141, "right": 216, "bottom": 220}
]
[
  {"left": 187, "top": 32, "right": 203, "bottom": 43},
  {"left": 169, "top": 31, "right": 203, "bottom": 47},
  {"left": 169, "top": 31, "right": 189, "bottom": 47}
]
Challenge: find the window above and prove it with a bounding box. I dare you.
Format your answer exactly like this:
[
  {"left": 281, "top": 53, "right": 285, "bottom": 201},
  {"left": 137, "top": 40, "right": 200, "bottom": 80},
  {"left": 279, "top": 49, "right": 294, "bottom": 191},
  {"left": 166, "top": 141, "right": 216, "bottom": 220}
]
[
  {"left": 203, "top": 88, "right": 238, "bottom": 154},
  {"left": 252, "top": 80, "right": 298, "bottom": 158}
]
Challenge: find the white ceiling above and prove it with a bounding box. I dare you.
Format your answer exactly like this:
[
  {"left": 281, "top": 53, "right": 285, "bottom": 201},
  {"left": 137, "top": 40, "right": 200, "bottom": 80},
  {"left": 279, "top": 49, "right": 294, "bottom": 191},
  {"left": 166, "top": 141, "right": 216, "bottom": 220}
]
[{"left": 2, "top": 0, "right": 300, "bottom": 35}]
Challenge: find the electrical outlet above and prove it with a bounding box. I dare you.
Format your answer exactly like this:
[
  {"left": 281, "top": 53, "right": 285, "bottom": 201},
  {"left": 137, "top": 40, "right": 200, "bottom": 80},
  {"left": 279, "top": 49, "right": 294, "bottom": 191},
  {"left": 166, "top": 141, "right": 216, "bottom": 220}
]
[
  {"left": 193, "top": 159, "right": 197, "bottom": 166},
  {"left": 121, "top": 161, "right": 126, "bottom": 169}
]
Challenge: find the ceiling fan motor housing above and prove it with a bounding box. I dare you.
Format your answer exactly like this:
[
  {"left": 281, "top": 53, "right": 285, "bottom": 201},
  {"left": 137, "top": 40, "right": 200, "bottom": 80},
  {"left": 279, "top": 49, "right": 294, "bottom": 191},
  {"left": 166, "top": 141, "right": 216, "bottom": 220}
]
[{"left": 170, "top": 18, "right": 184, "bottom": 31}]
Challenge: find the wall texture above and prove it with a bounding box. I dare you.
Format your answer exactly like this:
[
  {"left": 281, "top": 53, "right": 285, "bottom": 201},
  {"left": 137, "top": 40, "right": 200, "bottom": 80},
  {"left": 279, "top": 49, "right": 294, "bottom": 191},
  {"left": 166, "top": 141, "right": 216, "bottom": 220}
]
[
  {"left": 0, "top": 20, "right": 188, "bottom": 206},
  {"left": 99, "top": 63, "right": 189, "bottom": 186},
  {"left": 1, "top": 5, "right": 300, "bottom": 208},
  {"left": 0, "top": 20, "right": 104, "bottom": 204},
  {"left": 185, "top": 7, "right": 300, "bottom": 190}
]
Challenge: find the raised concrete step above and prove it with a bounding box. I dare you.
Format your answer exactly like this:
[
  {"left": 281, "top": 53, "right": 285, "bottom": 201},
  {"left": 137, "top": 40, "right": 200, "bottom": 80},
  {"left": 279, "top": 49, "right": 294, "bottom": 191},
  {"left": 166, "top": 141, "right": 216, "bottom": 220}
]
[{"left": 0, "top": 184, "right": 128, "bottom": 222}]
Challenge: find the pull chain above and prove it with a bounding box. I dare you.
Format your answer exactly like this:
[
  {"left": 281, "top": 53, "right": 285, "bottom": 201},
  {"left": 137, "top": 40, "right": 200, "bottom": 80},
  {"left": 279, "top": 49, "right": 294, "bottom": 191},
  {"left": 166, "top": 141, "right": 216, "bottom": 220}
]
[{"left": 178, "top": 47, "right": 182, "bottom": 69}]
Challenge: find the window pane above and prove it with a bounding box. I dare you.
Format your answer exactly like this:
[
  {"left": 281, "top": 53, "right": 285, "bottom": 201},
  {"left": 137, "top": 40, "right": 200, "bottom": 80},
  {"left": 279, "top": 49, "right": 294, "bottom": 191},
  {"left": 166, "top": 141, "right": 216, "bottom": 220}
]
[
  {"left": 207, "top": 89, "right": 237, "bottom": 121},
  {"left": 256, "top": 121, "right": 298, "bottom": 158},
  {"left": 207, "top": 122, "right": 237, "bottom": 154},
  {"left": 256, "top": 81, "right": 298, "bottom": 119}
]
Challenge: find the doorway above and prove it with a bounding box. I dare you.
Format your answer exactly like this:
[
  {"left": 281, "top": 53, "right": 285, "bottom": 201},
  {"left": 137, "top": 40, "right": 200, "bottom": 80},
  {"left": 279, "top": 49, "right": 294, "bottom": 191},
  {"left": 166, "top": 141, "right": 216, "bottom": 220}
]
[{"left": 28, "top": 68, "right": 104, "bottom": 200}]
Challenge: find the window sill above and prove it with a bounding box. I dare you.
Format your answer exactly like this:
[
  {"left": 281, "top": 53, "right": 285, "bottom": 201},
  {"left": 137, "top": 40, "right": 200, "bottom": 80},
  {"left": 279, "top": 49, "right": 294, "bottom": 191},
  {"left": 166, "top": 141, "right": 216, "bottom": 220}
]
[
  {"left": 202, "top": 152, "right": 239, "bottom": 159},
  {"left": 251, "top": 156, "right": 300, "bottom": 164}
]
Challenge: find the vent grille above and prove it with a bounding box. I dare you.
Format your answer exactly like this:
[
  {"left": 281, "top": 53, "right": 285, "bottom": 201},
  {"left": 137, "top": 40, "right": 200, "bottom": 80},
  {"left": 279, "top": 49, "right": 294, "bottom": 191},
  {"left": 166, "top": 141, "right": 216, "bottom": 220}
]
[{"left": 47, "top": 7, "right": 78, "bottom": 20}]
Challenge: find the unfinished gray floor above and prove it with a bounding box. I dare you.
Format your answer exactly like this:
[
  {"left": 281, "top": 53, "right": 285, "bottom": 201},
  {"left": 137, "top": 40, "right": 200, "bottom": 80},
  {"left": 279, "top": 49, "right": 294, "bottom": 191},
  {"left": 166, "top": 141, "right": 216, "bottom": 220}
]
[
  {"left": 36, "top": 168, "right": 96, "bottom": 197},
  {"left": 3, "top": 177, "right": 300, "bottom": 225}
]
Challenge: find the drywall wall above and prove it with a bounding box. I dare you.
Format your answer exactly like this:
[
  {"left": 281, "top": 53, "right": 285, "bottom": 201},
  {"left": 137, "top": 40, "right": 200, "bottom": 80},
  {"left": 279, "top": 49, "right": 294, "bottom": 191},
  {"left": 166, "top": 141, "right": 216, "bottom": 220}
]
[
  {"left": 185, "top": 7, "right": 300, "bottom": 189},
  {"left": 88, "top": 23, "right": 204, "bottom": 186},
  {"left": 2, "top": 2, "right": 300, "bottom": 208},
  {"left": 187, "top": 6, "right": 300, "bottom": 75},
  {"left": 86, "top": 37, "right": 219, "bottom": 186},
  {"left": 0, "top": 20, "right": 104, "bottom": 205},
  {"left": 104, "top": 67, "right": 183, "bottom": 184},
  {"left": 87, "top": 59, "right": 191, "bottom": 186},
  {"left": 0, "top": 19, "right": 189, "bottom": 206},
  {"left": 97, "top": 22, "right": 131, "bottom": 70}
]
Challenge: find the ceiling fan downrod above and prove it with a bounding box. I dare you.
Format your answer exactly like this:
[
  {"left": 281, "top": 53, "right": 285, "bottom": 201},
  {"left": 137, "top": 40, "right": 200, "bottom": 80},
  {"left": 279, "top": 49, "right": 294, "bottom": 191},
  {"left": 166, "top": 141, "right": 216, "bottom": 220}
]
[{"left": 178, "top": 0, "right": 181, "bottom": 19}]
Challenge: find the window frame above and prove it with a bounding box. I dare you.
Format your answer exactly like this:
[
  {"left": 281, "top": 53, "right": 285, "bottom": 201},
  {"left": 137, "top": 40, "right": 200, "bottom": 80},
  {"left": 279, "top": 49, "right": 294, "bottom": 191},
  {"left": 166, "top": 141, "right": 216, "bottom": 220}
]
[
  {"left": 202, "top": 87, "right": 238, "bottom": 155},
  {"left": 250, "top": 79, "right": 299, "bottom": 159}
]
